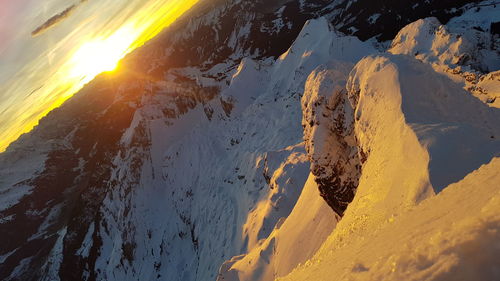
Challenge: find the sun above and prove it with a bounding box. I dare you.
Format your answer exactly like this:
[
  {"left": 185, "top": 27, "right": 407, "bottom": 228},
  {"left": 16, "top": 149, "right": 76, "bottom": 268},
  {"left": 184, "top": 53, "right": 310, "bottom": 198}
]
[
  {"left": 69, "top": 26, "right": 138, "bottom": 82},
  {"left": 72, "top": 41, "right": 120, "bottom": 75}
]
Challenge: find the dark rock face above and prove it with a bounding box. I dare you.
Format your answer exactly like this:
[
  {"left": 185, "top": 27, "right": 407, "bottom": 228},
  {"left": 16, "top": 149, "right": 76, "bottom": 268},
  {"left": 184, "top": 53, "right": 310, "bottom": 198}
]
[
  {"left": 327, "top": 0, "right": 476, "bottom": 41},
  {"left": 128, "top": 0, "right": 480, "bottom": 77},
  {"left": 491, "top": 21, "right": 500, "bottom": 35},
  {"left": 301, "top": 67, "right": 361, "bottom": 217}
]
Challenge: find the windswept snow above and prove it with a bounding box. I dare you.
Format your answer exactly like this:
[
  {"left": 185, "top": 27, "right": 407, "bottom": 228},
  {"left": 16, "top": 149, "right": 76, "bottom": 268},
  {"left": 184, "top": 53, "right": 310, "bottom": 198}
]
[
  {"left": 350, "top": 55, "right": 500, "bottom": 193},
  {"left": 281, "top": 157, "right": 500, "bottom": 281}
]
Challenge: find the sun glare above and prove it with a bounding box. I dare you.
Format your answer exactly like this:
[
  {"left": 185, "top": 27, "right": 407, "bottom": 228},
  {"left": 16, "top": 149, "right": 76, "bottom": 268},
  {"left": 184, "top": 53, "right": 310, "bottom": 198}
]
[
  {"left": 73, "top": 41, "right": 119, "bottom": 73},
  {"left": 0, "top": 0, "right": 202, "bottom": 153},
  {"left": 70, "top": 26, "right": 138, "bottom": 82}
]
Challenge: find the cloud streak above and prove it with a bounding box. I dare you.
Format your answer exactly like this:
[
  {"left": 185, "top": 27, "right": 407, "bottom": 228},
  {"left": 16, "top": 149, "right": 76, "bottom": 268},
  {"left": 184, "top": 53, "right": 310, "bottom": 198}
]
[{"left": 31, "top": 0, "right": 88, "bottom": 37}]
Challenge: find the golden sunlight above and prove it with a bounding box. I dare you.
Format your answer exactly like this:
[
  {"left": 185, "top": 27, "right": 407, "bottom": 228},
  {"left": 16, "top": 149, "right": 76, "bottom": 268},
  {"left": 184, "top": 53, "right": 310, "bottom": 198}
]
[
  {"left": 69, "top": 26, "right": 138, "bottom": 82},
  {"left": 0, "top": 0, "right": 200, "bottom": 153}
]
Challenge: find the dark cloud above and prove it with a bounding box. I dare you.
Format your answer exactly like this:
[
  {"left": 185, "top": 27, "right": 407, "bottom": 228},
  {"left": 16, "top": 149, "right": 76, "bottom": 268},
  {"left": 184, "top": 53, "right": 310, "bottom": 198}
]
[{"left": 31, "top": 0, "right": 89, "bottom": 37}]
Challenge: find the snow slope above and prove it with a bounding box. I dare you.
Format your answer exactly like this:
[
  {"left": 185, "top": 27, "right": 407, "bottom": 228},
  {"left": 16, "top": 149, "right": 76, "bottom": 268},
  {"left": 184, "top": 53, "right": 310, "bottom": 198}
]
[
  {"left": 218, "top": 174, "right": 336, "bottom": 281},
  {"left": 281, "top": 157, "right": 500, "bottom": 281},
  {"left": 280, "top": 37, "right": 500, "bottom": 281}
]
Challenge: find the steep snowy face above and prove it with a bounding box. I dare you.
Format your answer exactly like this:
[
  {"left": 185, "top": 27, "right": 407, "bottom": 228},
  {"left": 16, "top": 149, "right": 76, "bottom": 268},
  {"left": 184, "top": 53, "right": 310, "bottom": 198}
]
[{"left": 87, "top": 16, "right": 373, "bottom": 281}]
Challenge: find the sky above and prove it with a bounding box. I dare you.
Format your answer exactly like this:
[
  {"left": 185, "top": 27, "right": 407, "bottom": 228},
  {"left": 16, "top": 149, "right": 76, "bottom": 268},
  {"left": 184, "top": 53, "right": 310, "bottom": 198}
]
[{"left": 0, "top": 0, "right": 199, "bottom": 152}]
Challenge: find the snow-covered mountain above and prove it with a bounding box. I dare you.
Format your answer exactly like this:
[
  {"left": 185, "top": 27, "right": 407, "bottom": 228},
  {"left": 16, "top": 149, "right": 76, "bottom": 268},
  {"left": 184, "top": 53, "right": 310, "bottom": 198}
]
[{"left": 0, "top": 0, "right": 499, "bottom": 281}]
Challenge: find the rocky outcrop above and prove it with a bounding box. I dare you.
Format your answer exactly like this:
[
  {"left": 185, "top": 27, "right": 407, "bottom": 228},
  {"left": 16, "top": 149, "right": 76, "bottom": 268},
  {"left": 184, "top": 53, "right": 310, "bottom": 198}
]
[{"left": 301, "top": 64, "right": 361, "bottom": 216}]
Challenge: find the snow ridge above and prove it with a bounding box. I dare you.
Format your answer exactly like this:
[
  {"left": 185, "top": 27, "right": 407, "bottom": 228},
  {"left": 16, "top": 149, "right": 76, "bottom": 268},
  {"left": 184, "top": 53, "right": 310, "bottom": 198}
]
[{"left": 220, "top": 7, "right": 499, "bottom": 281}]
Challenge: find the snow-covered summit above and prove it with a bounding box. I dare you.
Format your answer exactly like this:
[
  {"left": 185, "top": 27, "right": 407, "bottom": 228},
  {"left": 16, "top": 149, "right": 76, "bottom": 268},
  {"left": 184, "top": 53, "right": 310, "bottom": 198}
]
[
  {"left": 219, "top": 4, "right": 499, "bottom": 281},
  {"left": 279, "top": 53, "right": 500, "bottom": 279},
  {"left": 389, "top": 8, "right": 500, "bottom": 107}
]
